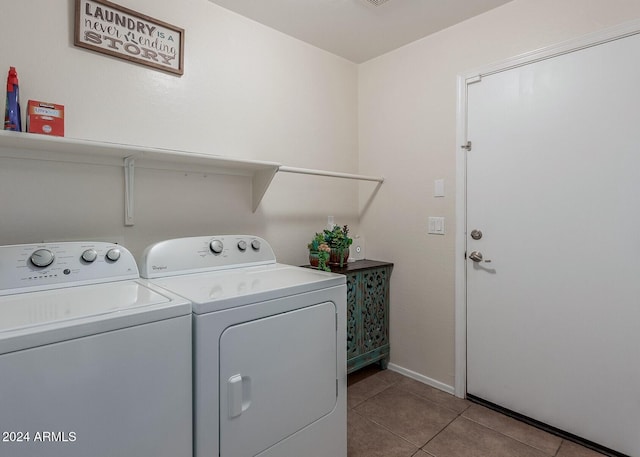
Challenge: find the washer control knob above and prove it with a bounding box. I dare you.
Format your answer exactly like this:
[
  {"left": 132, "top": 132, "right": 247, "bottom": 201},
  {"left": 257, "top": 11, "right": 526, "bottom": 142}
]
[
  {"left": 251, "top": 240, "right": 261, "bottom": 251},
  {"left": 105, "top": 248, "right": 121, "bottom": 262},
  {"left": 81, "top": 249, "right": 98, "bottom": 263},
  {"left": 30, "top": 249, "right": 55, "bottom": 268},
  {"left": 210, "top": 240, "right": 223, "bottom": 254},
  {"left": 237, "top": 240, "right": 247, "bottom": 252}
]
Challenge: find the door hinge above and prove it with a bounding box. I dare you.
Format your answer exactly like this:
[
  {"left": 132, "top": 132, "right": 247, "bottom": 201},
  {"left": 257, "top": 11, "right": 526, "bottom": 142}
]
[{"left": 461, "top": 141, "right": 472, "bottom": 151}]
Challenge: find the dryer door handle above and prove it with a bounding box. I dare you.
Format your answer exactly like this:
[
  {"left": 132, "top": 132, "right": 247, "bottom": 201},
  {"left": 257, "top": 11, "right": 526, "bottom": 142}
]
[{"left": 228, "top": 374, "right": 252, "bottom": 418}]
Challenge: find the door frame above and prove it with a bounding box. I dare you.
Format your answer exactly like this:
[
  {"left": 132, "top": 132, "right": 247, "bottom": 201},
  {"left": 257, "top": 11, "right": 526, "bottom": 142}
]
[{"left": 453, "top": 20, "right": 640, "bottom": 398}]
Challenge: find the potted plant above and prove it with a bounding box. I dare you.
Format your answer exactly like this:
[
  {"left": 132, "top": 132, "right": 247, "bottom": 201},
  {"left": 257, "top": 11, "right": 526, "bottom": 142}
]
[
  {"left": 307, "top": 232, "right": 331, "bottom": 272},
  {"left": 324, "top": 224, "right": 352, "bottom": 267}
]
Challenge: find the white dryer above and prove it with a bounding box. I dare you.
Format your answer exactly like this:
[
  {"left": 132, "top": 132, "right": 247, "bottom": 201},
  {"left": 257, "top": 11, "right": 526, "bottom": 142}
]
[
  {"left": 0, "top": 242, "right": 192, "bottom": 457},
  {"left": 140, "top": 235, "right": 347, "bottom": 457}
]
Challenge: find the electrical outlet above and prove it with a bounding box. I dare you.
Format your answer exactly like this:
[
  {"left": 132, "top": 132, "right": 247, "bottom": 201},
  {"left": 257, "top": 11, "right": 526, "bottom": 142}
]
[{"left": 351, "top": 235, "right": 365, "bottom": 261}]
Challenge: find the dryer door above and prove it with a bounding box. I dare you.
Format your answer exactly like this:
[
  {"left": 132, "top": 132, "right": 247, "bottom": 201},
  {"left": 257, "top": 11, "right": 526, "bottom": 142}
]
[{"left": 219, "top": 301, "right": 337, "bottom": 457}]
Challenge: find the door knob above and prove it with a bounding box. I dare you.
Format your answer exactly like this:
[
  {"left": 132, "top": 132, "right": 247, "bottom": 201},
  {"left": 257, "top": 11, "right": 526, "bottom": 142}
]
[{"left": 469, "top": 251, "right": 483, "bottom": 262}]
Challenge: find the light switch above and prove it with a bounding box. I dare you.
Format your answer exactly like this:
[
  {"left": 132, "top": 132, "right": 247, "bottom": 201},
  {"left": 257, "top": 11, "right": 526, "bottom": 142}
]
[
  {"left": 434, "top": 179, "right": 445, "bottom": 197},
  {"left": 428, "top": 217, "right": 445, "bottom": 235}
]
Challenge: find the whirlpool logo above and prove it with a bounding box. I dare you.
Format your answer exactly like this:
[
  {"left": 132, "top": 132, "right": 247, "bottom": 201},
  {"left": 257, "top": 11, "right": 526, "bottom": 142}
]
[{"left": 152, "top": 265, "right": 168, "bottom": 271}]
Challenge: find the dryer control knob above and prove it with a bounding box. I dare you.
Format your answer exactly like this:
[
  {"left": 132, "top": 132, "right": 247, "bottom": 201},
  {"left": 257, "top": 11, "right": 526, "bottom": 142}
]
[
  {"left": 210, "top": 240, "right": 223, "bottom": 254},
  {"left": 251, "top": 240, "right": 261, "bottom": 251},
  {"left": 30, "top": 249, "right": 55, "bottom": 268},
  {"left": 237, "top": 240, "right": 247, "bottom": 251},
  {"left": 106, "top": 248, "right": 121, "bottom": 262},
  {"left": 81, "top": 249, "right": 98, "bottom": 263}
]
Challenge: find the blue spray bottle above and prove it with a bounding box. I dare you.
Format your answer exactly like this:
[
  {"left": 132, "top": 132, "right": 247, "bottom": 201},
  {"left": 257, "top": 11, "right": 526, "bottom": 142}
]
[{"left": 4, "top": 67, "right": 22, "bottom": 131}]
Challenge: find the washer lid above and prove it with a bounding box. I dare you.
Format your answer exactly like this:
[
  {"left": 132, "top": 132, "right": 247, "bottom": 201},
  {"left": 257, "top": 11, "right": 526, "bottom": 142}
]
[
  {"left": 152, "top": 263, "right": 345, "bottom": 314},
  {"left": 0, "top": 280, "right": 191, "bottom": 353}
]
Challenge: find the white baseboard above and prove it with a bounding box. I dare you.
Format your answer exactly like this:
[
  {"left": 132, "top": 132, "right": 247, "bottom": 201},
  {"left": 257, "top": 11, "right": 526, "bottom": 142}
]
[{"left": 387, "top": 363, "right": 456, "bottom": 396}]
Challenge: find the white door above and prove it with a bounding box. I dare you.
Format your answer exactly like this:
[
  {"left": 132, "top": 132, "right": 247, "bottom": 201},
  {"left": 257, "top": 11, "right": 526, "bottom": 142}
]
[
  {"left": 466, "top": 33, "right": 640, "bottom": 456},
  {"left": 219, "top": 302, "right": 337, "bottom": 457}
]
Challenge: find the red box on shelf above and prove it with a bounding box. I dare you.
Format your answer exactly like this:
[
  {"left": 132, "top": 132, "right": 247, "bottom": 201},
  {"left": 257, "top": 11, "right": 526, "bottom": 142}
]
[{"left": 26, "top": 100, "right": 64, "bottom": 137}]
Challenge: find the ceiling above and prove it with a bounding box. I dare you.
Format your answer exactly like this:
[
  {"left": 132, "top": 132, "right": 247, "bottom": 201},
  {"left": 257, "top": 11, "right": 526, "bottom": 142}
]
[{"left": 208, "top": 0, "right": 513, "bottom": 63}]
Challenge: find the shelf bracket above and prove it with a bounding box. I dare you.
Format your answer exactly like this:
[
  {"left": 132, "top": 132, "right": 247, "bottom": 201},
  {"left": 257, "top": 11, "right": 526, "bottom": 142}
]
[
  {"left": 252, "top": 168, "right": 279, "bottom": 212},
  {"left": 124, "top": 156, "right": 135, "bottom": 226}
]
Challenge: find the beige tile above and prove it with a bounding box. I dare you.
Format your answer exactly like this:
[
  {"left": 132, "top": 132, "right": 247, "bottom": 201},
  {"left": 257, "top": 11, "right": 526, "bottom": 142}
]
[
  {"left": 556, "top": 440, "right": 608, "bottom": 457},
  {"left": 348, "top": 410, "right": 417, "bottom": 457},
  {"left": 412, "top": 450, "right": 436, "bottom": 456},
  {"left": 348, "top": 372, "right": 394, "bottom": 409},
  {"left": 462, "top": 404, "right": 562, "bottom": 455},
  {"left": 373, "top": 368, "right": 406, "bottom": 385},
  {"left": 395, "top": 376, "right": 471, "bottom": 414},
  {"left": 354, "top": 386, "right": 458, "bottom": 447},
  {"left": 423, "top": 417, "right": 549, "bottom": 457}
]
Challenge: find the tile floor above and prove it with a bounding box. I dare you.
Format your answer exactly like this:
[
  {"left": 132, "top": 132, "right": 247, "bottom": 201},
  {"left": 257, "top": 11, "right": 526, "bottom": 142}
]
[{"left": 347, "top": 367, "right": 607, "bottom": 457}]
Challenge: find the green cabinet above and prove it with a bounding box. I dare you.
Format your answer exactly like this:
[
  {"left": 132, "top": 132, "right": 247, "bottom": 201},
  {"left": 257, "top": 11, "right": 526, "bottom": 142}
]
[{"left": 329, "top": 260, "right": 393, "bottom": 374}]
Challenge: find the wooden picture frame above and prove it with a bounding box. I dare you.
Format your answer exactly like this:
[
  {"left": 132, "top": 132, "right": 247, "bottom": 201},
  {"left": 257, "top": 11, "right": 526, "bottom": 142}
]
[{"left": 74, "top": 0, "right": 184, "bottom": 76}]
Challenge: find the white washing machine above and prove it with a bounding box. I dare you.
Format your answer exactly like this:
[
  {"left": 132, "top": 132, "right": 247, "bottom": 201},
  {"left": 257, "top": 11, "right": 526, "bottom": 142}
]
[
  {"left": 0, "top": 242, "right": 192, "bottom": 457},
  {"left": 140, "top": 235, "right": 347, "bottom": 457}
]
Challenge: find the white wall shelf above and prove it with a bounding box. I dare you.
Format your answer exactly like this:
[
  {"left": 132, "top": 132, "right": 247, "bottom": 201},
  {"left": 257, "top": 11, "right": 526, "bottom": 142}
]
[{"left": 0, "top": 131, "right": 383, "bottom": 225}]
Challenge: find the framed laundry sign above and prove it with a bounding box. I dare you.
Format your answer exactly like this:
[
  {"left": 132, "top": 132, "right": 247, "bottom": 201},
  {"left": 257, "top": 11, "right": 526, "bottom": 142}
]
[{"left": 74, "top": 0, "right": 184, "bottom": 75}]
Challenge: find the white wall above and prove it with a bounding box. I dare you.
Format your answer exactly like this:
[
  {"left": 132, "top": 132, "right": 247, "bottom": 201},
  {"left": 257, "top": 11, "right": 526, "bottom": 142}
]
[
  {"left": 0, "top": 0, "right": 359, "bottom": 262},
  {"left": 358, "top": 0, "right": 640, "bottom": 388}
]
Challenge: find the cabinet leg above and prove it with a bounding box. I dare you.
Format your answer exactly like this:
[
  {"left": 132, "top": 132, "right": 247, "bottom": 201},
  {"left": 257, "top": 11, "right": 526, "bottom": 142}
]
[{"left": 380, "top": 356, "right": 389, "bottom": 370}]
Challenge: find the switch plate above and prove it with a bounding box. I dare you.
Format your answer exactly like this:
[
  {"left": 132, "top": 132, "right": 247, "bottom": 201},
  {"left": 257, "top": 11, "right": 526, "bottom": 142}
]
[
  {"left": 434, "top": 179, "right": 445, "bottom": 197},
  {"left": 428, "top": 217, "right": 445, "bottom": 235}
]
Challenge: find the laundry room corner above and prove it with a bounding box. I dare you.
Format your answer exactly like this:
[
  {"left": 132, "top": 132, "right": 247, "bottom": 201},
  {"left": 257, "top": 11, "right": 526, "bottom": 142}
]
[{"left": 0, "top": 0, "right": 362, "bottom": 266}]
